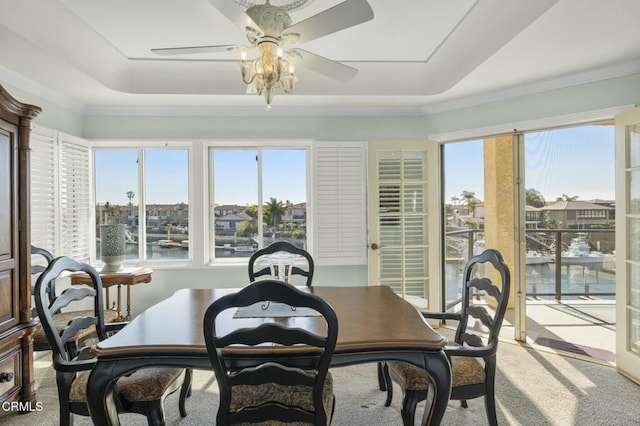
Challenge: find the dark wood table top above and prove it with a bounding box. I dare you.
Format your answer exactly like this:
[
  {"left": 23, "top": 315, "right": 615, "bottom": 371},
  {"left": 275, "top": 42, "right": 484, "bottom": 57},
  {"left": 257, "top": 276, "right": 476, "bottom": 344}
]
[{"left": 93, "top": 285, "right": 447, "bottom": 358}]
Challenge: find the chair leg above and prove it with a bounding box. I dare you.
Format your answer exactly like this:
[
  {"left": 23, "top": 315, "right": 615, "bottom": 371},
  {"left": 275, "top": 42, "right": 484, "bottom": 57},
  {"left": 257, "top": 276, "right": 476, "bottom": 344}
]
[
  {"left": 330, "top": 395, "right": 336, "bottom": 423},
  {"left": 57, "top": 376, "right": 73, "bottom": 426},
  {"left": 377, "top": 362, "right": 386, "bottom": 391},
  {"left": 400, "top": 391, "right": 420, "bottom": 426},
  {"left": 382, "top": 363, "right": 393, "bottom": 407},
  {"left": 179, "top": 368, "right": 192, "bottom": 417},
  {"left": 59, "top": 405, "right": 73, "bottom": 426},
  {"left": 484, "top": 393, "right": 498, "bottom": 426},
  {"left": 460, "top": 399, "right": 468, "bottom": 408},
  {"left": 145, "top": 402, "right": 166, "bottom": 426}
]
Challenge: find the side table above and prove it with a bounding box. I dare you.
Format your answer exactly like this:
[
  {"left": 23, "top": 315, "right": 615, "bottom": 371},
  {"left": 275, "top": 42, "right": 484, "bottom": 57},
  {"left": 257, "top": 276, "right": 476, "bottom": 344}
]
[{"left": 70, "top": 267, "right": 152, "bottom": 321}]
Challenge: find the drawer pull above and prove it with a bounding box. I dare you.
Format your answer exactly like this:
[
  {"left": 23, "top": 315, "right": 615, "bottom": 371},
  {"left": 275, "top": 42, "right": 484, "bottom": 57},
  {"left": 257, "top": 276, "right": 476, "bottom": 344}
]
[{"left": 0, "top": 371, "right": 14, "bottom": 383}]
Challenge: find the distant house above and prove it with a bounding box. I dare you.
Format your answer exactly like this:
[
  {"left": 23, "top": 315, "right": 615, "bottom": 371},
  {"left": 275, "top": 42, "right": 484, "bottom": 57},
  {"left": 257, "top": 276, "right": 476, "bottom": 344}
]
[
  {"left": 214, "top": 204, "right": 248, "bottom": 217},
  {"left": 216, "top": 212, "right": 254, "bottom": 230},
  {"left": 525, "top": 205, "right": 543, "bottom": 229},
  {"left": 216, "top": 212, "right": 253, "bottom": 231},
  {"left": 541, "top": 200, "right": 614, "bottom": 228},
  {"left": 284, "top": 202, "right": 307, "bottom": 224}
]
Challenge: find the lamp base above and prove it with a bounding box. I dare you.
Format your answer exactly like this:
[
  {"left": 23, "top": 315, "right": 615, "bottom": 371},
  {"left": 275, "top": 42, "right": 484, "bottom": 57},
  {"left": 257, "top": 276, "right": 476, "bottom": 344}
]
[{"left": 101, "top": 255, "right": 125, "bottom": 273}]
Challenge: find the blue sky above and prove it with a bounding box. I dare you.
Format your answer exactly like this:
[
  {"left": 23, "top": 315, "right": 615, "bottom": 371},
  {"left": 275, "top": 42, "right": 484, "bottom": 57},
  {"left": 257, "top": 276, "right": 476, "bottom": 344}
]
[
  {"left": 95, "top": 148, "right": 306, "bottom": 206},
  {"left": 96, "top": 124, "right": 615, "bottom": 207},
  {"left": 444, "top": 124, "right": 615, "bottom": 203}
]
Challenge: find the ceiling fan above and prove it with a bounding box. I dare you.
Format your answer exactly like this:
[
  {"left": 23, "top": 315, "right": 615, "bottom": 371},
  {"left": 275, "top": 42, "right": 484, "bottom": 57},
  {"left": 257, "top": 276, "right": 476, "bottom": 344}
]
[{"left": 151, "top": 0, "right": 374, "bottom": 106}]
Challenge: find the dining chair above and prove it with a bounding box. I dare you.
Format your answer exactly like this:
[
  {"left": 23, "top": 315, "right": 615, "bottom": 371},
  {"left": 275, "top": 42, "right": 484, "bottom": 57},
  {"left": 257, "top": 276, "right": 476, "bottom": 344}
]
[
  {"left": 382, "top": 248, "right": 511, "bottom": 426},
  {"left": 31, "top": 244, "right": 54, "bottom": 299},
  {"left": 30, "top": 245, "right": 119, "bottom": 354},
  {"left": 248, "top": 240, "right": 314, "bottom": 286},
  {"left": 34, "top": 256, "right": 192, "bottom": 426},
  {"left": 203, "top": 279, "right": 338, "bottom": 425}
]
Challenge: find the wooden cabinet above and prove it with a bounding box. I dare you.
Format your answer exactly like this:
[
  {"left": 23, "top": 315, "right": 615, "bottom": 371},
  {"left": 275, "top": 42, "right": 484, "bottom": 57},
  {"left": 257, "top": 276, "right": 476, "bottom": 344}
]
[{"left": 0, "top": 84, "right": 40, "bottom": 408}]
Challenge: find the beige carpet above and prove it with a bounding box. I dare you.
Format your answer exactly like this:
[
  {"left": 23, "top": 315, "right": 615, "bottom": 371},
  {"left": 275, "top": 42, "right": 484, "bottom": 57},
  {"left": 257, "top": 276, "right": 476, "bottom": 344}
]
[{"left": 1, "top": 340, "right": 639, "bottom": 425}]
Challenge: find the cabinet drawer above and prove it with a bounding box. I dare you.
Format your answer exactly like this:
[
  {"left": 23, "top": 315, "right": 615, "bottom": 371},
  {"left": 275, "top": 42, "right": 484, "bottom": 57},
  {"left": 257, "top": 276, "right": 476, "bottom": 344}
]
[{"left": 0, "top": 345, "right": 20, "bottom": 401}]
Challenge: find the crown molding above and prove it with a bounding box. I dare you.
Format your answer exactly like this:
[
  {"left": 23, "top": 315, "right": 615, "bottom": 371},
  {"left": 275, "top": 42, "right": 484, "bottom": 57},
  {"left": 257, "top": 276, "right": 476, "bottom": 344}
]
[
  {"left": 420, "top": 59, "right": 640, "bottom": 115},
  {"left": 82, "top": 104, "right": 424, "bottom": 117},
  {"left": 2, "top": 60, "right": 640, "bottom": 118},
  {"left": 0, "top": 66, "right": 85, "bottom": 114}
]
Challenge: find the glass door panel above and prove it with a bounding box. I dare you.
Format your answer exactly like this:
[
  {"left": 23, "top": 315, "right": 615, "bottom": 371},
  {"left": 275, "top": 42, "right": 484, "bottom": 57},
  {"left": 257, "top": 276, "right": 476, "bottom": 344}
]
[{"left": 616, "top": 107, "right": 640, "bottom": 380}]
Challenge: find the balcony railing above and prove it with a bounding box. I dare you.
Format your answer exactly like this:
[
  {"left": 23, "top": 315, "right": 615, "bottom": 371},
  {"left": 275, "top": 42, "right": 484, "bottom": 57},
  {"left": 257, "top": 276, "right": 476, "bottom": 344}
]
[{"left": 444, "top": 228, "right": 616, "bottom": 307}]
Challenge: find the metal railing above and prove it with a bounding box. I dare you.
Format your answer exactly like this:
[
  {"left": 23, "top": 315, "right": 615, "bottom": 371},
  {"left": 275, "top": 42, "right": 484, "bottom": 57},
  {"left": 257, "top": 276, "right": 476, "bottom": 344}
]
[{"left": 444, "top": 228, "right": 616, "bottom": 307}]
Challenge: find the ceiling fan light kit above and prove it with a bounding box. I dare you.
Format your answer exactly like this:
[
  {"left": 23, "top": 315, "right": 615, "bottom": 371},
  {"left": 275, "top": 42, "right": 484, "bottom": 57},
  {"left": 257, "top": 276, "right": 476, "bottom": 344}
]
[
  {"left": 241, "top": 40, "right": 296, "bottom": 108},
  {"left": 151, "top": 0, "right": 374, "bottom": 107}
]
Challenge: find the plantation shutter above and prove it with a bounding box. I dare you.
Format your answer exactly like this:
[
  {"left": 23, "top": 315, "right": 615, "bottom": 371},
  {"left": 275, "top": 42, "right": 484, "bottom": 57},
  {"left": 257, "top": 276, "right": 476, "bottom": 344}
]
[
  {"left": 31, "top": 127, "right": 91, "bottom": 263},
  {"left": 59, "top": 132, "right": 91, "bottom": 262},
  {"left": 30, "top": 125, "right": 58, "bottom": 255},
  {"left": 313, "top": 142, "right": 367, "bottom": 265},
  {"left": 377, "top": 149, "right": 430, "bottom": 298}
]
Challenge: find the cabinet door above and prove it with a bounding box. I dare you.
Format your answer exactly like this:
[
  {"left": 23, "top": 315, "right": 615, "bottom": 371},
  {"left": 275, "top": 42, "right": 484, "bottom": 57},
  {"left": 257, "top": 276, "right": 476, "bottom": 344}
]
[{"left": 0, "top": 124, "right": 18, "bottom": 333}]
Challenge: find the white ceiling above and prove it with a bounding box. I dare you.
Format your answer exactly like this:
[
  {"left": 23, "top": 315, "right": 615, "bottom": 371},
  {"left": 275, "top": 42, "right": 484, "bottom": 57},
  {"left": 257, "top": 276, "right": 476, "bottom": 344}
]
[{"left": 1, "top": 0, "right": 639, "bottom": 114}]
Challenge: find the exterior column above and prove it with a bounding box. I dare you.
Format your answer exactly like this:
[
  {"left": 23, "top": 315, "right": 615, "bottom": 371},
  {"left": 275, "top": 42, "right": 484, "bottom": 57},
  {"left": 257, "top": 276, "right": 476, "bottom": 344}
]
[{"left": 483, "top": 135, "right": 517, "bottom": 307}]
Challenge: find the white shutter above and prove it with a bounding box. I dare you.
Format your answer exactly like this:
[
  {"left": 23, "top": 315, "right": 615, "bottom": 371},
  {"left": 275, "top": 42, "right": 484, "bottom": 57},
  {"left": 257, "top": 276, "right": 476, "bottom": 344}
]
[
  {"left": 30, "top": 125, "right": 57, "bottom": 254},
  {"left": 59, "top": 132, "right": 91, "bottom": 262},
  {"left": 313, "top": 142, "right": 367, "bottom": 265}
]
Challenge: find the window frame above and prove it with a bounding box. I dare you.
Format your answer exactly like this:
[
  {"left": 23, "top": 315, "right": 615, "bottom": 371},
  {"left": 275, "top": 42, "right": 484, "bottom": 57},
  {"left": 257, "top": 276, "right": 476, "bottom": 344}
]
[
  {"left": 91, "top": 140, "right": 193, "bottom": 267},
  {"left": 206, "top": 139, "right": 313, "bottom": 265}
]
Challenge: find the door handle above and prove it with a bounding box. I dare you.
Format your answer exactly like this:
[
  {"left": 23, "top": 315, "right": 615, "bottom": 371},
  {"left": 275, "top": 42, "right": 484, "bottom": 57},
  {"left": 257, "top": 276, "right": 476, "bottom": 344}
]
[{"left": 370, "top": 243, "right": 382, "bottom": 250}]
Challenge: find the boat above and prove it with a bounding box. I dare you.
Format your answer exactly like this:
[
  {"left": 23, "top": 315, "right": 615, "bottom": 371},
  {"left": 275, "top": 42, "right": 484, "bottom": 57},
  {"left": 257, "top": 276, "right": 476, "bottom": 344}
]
[
  {"left": 561, "top": 234, "right": 605, "bottom": 267},
  {"left": 475, "top": 239, "right": 552, "bottom": 265},
  {"left": 157, "top": 239, "right": 182, "bottom": 248},
  {"left": 181, "top": 240, "right": 189, "bottom": 250},
  {"left": 234, "top": 245, "right": 256, "bottom": 253}
]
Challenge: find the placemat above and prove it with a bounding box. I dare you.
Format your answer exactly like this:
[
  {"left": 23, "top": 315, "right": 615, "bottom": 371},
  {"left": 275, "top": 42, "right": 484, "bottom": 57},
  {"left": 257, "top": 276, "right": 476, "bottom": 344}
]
[{"left": 233, "top": 302, "right": 321, "bottom": 318}]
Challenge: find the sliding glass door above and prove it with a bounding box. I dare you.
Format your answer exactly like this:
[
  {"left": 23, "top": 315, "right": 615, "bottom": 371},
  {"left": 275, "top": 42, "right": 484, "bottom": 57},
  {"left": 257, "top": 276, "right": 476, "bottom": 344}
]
[{"left": 615, "top": 106, "right": 640, "bottom": 381}]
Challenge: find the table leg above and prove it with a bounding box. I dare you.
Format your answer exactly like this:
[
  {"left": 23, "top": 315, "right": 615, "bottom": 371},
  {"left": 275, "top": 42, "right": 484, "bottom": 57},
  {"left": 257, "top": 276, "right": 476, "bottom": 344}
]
[
  {"left": 421, "top": 350, "right": 452, "bottom": 426},
  {"left": 116, "top": 284, "right": 122, "bottom": 321},
  {"left": 125, "top": 286, "right": 131, "bottom": 321},
  {"left": 105, "top": 288, "right": 110, "bottom": 311},
  {"left": 87, "top": 362, "right": 121, "bottom": 426}
]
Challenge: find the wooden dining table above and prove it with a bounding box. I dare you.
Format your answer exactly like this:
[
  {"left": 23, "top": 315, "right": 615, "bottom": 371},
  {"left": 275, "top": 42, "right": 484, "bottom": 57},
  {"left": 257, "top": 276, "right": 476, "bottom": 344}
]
[{"left": 86, "top": 285, "right": 451, "bottom": 425}]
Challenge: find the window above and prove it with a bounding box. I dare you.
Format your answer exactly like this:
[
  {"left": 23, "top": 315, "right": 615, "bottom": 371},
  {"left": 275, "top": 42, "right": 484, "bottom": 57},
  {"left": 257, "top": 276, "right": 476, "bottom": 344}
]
[
  {"left": 94, "top": 147, "right": 189, "bottom": 262},
  {"left": 210, "top": 147, "right": 308, "bottom": 260},
  {"left": 36, "top": 135, "right": 365, "bottom": 268}
]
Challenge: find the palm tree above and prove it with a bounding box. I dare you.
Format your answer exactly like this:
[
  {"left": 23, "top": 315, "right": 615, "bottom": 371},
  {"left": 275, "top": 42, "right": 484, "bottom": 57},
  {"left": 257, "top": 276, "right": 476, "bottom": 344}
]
[
  {"left": 560, "top": 193, "right": 579, "bottom": 201},
  {"left": 460, "top": 190, "right": 479, "bottom": 217},
  {"left": 264, "top": 197, "right": 288, "bottom": 230}
]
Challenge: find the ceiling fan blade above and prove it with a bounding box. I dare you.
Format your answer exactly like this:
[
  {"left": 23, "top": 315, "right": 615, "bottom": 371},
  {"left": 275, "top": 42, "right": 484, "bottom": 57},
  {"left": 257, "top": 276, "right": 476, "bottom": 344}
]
[
  {"left": 208, "top": 0, "right": 262, "bottom": 34},
  {"left": 287, "top": 48, "right": 358, "bottom": 81},
  {"left": 281, "top": 0, "right": 374, "bottom": 45},
  {"left": 151, "top": 44, "right": 244, "bottom": 56}
]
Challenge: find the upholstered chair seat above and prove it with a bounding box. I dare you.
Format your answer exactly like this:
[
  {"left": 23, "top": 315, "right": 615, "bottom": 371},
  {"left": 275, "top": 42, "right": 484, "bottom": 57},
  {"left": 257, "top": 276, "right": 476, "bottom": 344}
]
[
  {"left": 387, "top": 342, "right": 486, "bottom": 390},
  {"left": 230, "top": 372, "right": 334, "bottom": 426},
  {"left": 70, "top": 367, "right": 186, "bottom": 403}
]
